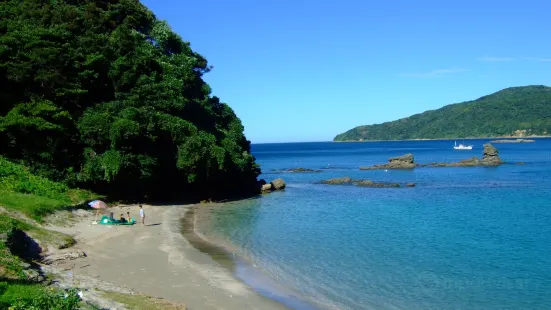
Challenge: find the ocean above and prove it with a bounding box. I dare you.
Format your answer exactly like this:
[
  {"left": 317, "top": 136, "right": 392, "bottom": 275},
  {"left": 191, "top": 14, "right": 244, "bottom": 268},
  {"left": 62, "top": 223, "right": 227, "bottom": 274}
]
[{"left": 195, "top": 139, "right": 551, "bottom": 309}]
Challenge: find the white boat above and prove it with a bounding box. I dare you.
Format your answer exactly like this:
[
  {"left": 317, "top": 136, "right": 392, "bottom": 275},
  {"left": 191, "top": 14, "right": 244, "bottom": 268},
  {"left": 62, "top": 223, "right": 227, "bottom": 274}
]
[{"left": 454, "top": 141, "right": 473, "bottom": 150}]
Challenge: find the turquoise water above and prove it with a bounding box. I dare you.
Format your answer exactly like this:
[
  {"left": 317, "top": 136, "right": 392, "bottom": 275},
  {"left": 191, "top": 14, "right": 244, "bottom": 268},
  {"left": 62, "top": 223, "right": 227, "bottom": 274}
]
[{"left": 202, "top": 139, "right": 551, "bottom": 309}]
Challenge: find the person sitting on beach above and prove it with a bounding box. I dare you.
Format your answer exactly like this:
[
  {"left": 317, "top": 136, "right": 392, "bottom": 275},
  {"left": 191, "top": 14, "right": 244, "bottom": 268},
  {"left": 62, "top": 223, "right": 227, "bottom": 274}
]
[
  {"left": 119, "top": 214, "right": 127, "bottom": 223},
  {"left": 109, "top": 212, "right": 114, "bottom": 222},
  {"left": 127, "top": 211, "right": 131, "bottom": 222}
]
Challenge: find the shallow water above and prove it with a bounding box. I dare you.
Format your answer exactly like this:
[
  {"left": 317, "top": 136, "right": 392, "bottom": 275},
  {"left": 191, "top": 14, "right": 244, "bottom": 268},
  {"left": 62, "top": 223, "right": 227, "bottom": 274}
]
[{"left": 198, "top": 139, "right": 551, "bottom": 309}]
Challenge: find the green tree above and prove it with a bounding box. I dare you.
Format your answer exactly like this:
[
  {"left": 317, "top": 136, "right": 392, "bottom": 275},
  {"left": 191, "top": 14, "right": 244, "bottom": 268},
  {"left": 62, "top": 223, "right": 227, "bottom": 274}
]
[
  {"left": 334, "top": 85, "right": 551, "bottom": 141},
  {"left": 0, "top": 0, "right": 260, "bottom": 201}
]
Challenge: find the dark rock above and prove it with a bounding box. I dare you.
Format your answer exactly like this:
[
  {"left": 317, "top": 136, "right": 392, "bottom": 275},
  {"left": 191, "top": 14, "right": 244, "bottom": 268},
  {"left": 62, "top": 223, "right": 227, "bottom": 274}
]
[
  {"left": 480, "top": 143, "right": 503, "bottom": 166},
  {"left": 321, "top": 177, "right": 406, "bottom": 188},
  {"left": 389, "top": 153, "right": 414, "bottom": 164},
  {"left": 320, "top": 177, "right": 352, "bottom": 185},
  {"left": 360, "top": 144, "right": 504, "bottom": 170},
  {"left": 446, "top": 157, "right": 480, "bottom": 167},
  {"left": 424, "top": 144, "right": 503, "bottom": 167},
  {"left": 258, "top": 179, "right": 267, "bottom": 186},
  {"left": 354, "top": 180, "right": 401, "bottom": 188},
  {"left": 483, "top": 143, "right": 498, "bottom": 157},
  {"left": 270, "top": 178, "right": 286, "bottom": 190},
  {"left": 405, "top": 183, "right": 416, "bottom": 187},
  {"left": 285, "top": 168, "right": 322, "bottom": 173},
  {"left": 360, "top": 153, "right": 417, "bottom": 170}
]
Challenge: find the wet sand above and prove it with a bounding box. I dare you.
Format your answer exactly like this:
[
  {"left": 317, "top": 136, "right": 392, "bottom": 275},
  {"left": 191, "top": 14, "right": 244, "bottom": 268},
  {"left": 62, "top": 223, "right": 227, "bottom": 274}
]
[
  {"left": 189, "top": 203, "right": 320, "bottom": 310},
  {"left": 50, "top": 204, "right": 289, "bottom": 310}
]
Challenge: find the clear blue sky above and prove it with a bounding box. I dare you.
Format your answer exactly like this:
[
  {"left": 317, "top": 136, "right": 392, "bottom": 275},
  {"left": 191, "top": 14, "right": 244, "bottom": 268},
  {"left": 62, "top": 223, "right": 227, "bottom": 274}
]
[{"left": 141, "top": 0, "right": 551, "bottom": 143}]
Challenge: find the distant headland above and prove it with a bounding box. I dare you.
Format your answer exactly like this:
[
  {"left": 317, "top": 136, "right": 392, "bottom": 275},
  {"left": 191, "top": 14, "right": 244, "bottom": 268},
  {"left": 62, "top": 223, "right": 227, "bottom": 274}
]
[{"left": 333, "top": 85, "right": 551, "bottom": 142}]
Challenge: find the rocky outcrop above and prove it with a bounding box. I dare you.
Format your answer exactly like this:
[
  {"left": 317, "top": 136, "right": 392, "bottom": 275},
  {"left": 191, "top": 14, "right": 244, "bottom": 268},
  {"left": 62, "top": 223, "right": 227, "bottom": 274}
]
[
  {"left": 271, "top": 178, "right": 286, "bottom": 190},
  {"left": 360, "top": 153, "right": 416, "bottom": 170},
  {"left": 355, "top": 180, "right": 401, "bottom": 188},
  {"left": 490, "top": 138, "right": 535, "bottom": 143},
  {"left": 261, "top": 178, "right": 286, "bottom": 193},
  {"left": 479, "top": 143, "right": 503, "bottom": 165},
  {"left": 271, "top": 168, "right": 322, "bottom": 173},
  {"left": 285, "top": 168, "right": 322, "bottom": 173},
  {"left": 321, "top": 177, "right": 352, "bottom": 185},
  {"left": 361, "top": 144, "right": 503, "bottom": 169},
  {"left": 320, "top": 177, "right": 413, "bottom": 188}
]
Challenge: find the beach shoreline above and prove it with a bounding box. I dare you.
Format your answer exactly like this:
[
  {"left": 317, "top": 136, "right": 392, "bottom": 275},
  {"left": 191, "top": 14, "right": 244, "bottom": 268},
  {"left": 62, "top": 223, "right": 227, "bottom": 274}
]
[
  {"left": 187, "top": 202, "right": 321, "bottom": 310},
  {"left": 45, "top": 204, "right": 290, "bottom": 310}
]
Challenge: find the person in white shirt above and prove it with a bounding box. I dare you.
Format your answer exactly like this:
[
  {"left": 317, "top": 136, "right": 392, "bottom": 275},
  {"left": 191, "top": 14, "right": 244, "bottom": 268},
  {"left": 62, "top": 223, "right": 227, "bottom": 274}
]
[{"left": 139, "top": 204, "right": 145, "bottom": 225}]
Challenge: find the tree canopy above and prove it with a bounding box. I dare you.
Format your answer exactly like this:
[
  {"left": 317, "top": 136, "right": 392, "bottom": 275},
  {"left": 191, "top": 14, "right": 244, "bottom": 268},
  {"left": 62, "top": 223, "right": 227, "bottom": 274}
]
[
  {"left": 334, "top": 85, "right": 551, "bottom": 141},
  {"left": 0, "top": 0, "right": 260, "bottom": 201}
]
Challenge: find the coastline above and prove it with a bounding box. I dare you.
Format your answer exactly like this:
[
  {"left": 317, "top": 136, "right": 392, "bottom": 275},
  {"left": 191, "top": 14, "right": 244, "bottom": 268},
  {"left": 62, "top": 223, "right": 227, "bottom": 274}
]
[
  {"left": 46, "top": 204, "right": 290, "bottom": 310},
  {"left": 187, "top": 202, "right": 321, "bottom": 310},
  {"left": 331, "top": 135, "right": 551, "bottom": 143}
]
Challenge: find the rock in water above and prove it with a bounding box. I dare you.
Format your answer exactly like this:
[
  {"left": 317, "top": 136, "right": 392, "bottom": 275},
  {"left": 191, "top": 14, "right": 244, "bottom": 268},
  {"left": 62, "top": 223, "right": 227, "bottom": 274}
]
[
  {"left": 261, "top": 183, "right": 273, "bottom": 192},
  {"left": 354, "top": 180, "right": 401, "bottom": 188},
  {"left": 270, "top": 178, "right": 286, "bottom": 190},
  {"left": 360, "top": 153, "right": 416, "bottom": 170},
  {"left": 321, "top": 177, "right": 353, "bottom": 185},
  {"left": 480, "top": 143, "right": 503, "bottom": 165},
  {"left": 285, "top": 168, "right": 322, "bottom": 173},
  {"left": 389, "top": 153, "right": 414, "bottom": 164},
  {"left": 483, "top": 143, "right": 498, "bottom": 157}
]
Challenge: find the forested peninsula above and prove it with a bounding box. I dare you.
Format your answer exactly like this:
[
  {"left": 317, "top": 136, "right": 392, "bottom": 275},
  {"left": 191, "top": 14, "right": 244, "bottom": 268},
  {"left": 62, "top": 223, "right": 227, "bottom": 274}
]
[
  {"left": 0, "top": 0, "right": 261, "bottom": 202},
  {"left": 334, "top": 85, "right": 551, "bottom": 141}
]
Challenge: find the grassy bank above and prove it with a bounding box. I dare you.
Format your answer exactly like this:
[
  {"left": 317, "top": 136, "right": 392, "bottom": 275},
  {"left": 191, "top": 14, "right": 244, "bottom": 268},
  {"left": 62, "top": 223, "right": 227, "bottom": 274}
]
[
  {"left": 0, "top": 157, "right": 99, "bottom": 309},
  {"left": 0, "top": 215, "right": 83, "bottom": 309},
  {"left": 0, "top": 157, "right": 99, "bottom": 221}
]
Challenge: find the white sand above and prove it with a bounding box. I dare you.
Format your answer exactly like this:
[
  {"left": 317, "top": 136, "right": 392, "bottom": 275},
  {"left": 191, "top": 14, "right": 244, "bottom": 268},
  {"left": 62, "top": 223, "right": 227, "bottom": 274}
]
[{"left": 49, "top": 204, "right": 288, "bottom": 310}]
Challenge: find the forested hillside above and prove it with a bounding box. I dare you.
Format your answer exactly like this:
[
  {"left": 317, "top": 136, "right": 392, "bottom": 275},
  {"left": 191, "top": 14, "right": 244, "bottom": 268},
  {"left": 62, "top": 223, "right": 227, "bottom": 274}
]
[
  {"left": 0, "top": 0, "right": 260, "bottom": 201},
  {"left": 334, "top": 85, "right": 551, "bottom": 141}
]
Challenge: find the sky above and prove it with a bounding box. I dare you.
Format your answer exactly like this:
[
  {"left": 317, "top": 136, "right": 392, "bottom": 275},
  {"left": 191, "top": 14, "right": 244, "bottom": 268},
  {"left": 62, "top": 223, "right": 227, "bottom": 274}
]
[{"left": 141, "top": 0, "right": 551, "bottom": 143}]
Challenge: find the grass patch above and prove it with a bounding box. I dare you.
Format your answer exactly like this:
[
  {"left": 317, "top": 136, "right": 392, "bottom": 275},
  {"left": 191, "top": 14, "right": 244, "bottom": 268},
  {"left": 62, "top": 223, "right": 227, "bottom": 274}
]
[
  {"left": 101, "top": 291, "right": 186, "bottom": 310},
  {"left": 0, "top": 280, "right": 81, "bottom": 309},
  {"left": 0, "top": 216, "right": 28, "bottom": 279},
  {"left": 0, "top": 281, "right": 45, "bottom": 308},
  {"left": 0, "top": 157, "right": 100, "bottom": 221}
]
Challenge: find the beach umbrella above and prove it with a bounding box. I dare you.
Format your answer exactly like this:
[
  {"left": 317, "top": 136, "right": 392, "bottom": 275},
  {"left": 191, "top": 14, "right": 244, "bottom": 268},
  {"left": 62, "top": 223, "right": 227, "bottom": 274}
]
[{"left": 88, "top": 200, "right": 108, "bottom": 223}]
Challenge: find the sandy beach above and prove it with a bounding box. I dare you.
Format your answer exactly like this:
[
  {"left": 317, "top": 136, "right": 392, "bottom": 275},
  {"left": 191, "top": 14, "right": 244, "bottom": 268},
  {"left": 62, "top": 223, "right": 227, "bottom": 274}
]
[{"left": 46, "top": 204, "right": 289, "bottom": 310}]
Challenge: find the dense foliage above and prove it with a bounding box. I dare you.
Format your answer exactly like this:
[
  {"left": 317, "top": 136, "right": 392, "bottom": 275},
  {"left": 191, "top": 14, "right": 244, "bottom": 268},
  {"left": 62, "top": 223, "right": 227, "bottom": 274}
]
[
  {"left": 0, "top": 0, "right": 260, "bottom": 200},
  {"left": 334, "top": 85, "right": 551, "bottom": 141}
]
